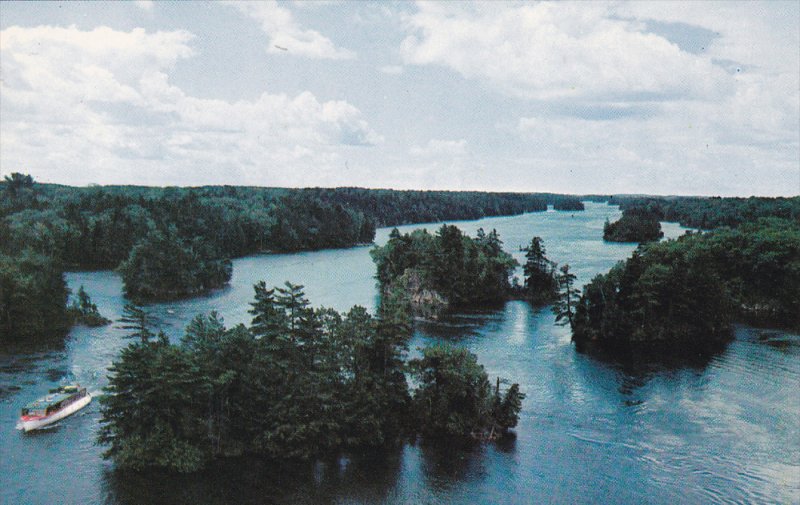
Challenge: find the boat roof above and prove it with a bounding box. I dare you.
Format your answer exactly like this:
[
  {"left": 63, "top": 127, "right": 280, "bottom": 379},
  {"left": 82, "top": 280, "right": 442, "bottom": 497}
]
[{"left": 24, "top": 392, "right": 72, "bottom": 410}]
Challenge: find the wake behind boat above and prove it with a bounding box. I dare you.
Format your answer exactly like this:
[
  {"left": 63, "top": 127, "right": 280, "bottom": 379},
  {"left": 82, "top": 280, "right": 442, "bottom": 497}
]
[{"left": 16, "top": 385, "right": 91, "bottom": 432}]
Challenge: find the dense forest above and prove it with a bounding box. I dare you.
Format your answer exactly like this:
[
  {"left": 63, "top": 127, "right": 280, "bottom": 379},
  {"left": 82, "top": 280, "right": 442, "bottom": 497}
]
[
  {"left": 370, "top": 226, "right": 518, "bottom": 315},
  {"left": 371, "top": 226, "right": 566, "bottom": 314},
  {"left": 610, "top": 195, "right": 800, "bottom": 229},
  {"left": 572, "top": 218, "right": 800, "bottom": 349},
  {"left": 98, "top": 282, "right": 523, "bottom": 472},
  {"left": 603, "top": 207, "right": 664, "bottom": 243},
  {"left": 553, "top": 197, "right": 585, "bottom": 211},
  {"left": 0, "top": 174, "right": 582, "bottom": 339}
]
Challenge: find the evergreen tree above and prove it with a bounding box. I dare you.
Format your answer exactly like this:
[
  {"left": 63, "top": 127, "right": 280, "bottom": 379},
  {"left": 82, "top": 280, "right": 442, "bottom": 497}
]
[
  {"left": 553, "top": 264, "right": 580, "bottom": 329},
  {"left": 68, "top": 285, "right": 110, "bottom": 326},
  {"left": 522, "top": 237, "right": 558, "bottom": 304},
  {"left": 248, "top": 281, "right": 287, "bottom": 343},
  {"left": 117, "top": 303, "right": 154, "bottom": 344}
]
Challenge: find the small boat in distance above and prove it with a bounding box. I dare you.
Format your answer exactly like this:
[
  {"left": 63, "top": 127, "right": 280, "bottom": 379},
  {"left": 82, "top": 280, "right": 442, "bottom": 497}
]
[{"left": 16, "top": 384, "right": 91, "bottom": 432}]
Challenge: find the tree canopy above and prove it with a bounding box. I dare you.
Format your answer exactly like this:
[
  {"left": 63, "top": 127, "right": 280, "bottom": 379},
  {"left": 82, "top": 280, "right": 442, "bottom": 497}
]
[
  {"left": 573, "top": 218, "right": 800, "bottom": 349},
  {"left": 98, "top": 281, "right": 524, "bottom": 472}
]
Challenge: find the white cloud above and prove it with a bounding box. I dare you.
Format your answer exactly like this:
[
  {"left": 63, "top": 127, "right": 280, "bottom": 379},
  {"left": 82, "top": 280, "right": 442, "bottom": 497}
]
[
  {"left": 400, "top": 2, "right": 729, "bottom": 102},
  {"left": 230, "top": 1, "right": 355, "bottom": 59},
  {"left": 379, "top": 64, "right": 404, "bottom": 75},
  {"left": 410, "top": 138, "right": 467, "bottom": 158},
  {"left": 399, "top": 1, "right": 799, "bottom": 196},
  {"left": 134, "top": 1, "right": 154, "bottom": 12},
  {"left": 0, "top": 25, "right": 379, "bottom": 186}
]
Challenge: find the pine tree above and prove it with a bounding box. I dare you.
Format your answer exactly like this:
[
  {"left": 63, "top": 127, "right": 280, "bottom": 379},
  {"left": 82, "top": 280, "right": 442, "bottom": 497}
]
[
  {"left": 117, "top": 302, "right": 154, "bottom": 344},
  {"left": 523, "top": 237, "right": 558, "bottom": 304},
  {"left": 553, "top": 264, "right": 580, "bottom": 328}
]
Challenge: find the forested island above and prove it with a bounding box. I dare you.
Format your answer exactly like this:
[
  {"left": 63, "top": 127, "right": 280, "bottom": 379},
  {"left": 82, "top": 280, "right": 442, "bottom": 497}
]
[
  {"left": 98, "top": 282, "right": 524, "bottom": 472},
  {"left": 553, "top": 197, "right": 585, "bottom": 211},
  {"left": 371, "top": 226, "right": 518, "bottom": 315},
  {"left": 371, "top": 226, "right": 569, "bottom": 317},
  {"left": 574, "top": 217, "right": 800, "bottom": 349},
  {"left": 603, "top": 207, "right": 663, "bottom": 243}
]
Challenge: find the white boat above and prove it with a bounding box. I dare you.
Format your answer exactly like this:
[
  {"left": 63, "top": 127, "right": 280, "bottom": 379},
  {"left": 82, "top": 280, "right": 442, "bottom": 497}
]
[{"left": 16, "top": 385, "right": 92, "bottom": 432}]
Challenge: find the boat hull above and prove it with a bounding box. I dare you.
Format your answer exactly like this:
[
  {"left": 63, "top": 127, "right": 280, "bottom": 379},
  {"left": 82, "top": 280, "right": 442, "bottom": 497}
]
[{"left": 16, "top": 393, "right": 92, "bottom": 432}]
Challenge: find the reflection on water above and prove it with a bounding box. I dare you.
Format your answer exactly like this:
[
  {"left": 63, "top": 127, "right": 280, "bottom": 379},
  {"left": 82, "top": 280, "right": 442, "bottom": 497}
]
[{"left": 1, "top": 203, "right": 798, "bottom": 504}]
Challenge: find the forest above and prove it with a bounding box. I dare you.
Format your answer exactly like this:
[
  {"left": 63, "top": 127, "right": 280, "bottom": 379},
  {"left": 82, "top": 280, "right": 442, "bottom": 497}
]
[
  {"left": 370, "top": 226, "right": 518, "bottom": 314},
  {"left": 603, "top": 207, "right": 664, "bottom": 243},
  {"left": 572, "top": 218, "right": 800, "bottom": 349},
  {"left": 610, "top": 195, "right": 800, "bottom": 229},
  {"left": 0, "top": 174, "right": 574, "bottom": 339},
  {"left": 98, "top": 282, "right": 524, "bottom": 472}
]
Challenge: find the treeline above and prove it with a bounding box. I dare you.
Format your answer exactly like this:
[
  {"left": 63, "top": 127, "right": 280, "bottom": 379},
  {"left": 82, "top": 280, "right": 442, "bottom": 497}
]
[
  {"left": 99, "top": 283, "right": 524, "bottom": 472},
  {"left": 603, "top": 207, "right": 664, "bottom": 243},
  {"left": 301, "top": 188, "right": 587, "bottom": 226},
  {"left": 371, "top": 226, "right": 518, "bottom": 314},
  {"left": 0, "top": 173, "right": 585, "bottom": 337},
  {"left": 573, "top": 218, "right": 800, "bottom": 349},
  {"left": 611, "top": 195, "right": 800, "bottom": 229},
  {"left": 553, "top": 197, "right": 585, "bottom": 211}
]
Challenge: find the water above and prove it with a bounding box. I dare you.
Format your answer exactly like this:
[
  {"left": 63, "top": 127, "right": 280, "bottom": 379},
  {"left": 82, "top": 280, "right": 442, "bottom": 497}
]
[{"left": 1, "top": 202, "right": 798, "bottom": 504}]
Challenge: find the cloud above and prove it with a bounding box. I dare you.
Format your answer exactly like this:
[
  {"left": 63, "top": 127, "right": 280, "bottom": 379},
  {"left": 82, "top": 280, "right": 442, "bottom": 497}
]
[
  {"left": 399, "top": 2, "right": 799, "bottom": 196},
  {"left": 400, "top": 3, "right": 730, "bottom": 102},
  {"left": 410, "top": 138, "right": 467, "bottom": 158},
  {"left": 230, "top": 1, "right": 355, "bottom": 59},
  {"left": 0, "top": 25, "right": 379, "bottom": 186},
  {"left": 134, "top": 1, "right": 154, "bottom": 12},
  {"left": 379, "top": 65, "right": 404, "bottom": 75}
]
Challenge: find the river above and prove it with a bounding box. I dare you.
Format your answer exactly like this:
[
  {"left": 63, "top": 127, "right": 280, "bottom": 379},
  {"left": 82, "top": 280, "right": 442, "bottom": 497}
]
[{"left": 1, "top": 202, "right": 798, "bottom": 504}]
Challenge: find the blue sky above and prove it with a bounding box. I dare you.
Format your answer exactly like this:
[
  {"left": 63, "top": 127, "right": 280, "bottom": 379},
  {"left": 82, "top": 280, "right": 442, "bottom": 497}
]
[{"left": 1, "top": 1, "right": 798, "bottom": 196}]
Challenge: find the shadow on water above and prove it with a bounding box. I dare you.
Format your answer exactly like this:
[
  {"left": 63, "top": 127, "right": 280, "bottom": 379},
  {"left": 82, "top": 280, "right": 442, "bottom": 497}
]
[
  {"left": 415, "top": 305, "right": 506, "bottom": 342},
  {"left": 574, "top": 337, "right": 732, "bottom": 396},
  {"left": 101, "top": 447, "right": 406, "bottom": 505},
  {"left": 0, "top": 333, "right": 69, "bottom": 400}
]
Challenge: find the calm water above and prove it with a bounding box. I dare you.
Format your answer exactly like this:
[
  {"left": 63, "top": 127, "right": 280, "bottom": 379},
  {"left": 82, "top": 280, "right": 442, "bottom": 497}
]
[{"left": 1, "top": 202, "right": 798, "bottom": 504}]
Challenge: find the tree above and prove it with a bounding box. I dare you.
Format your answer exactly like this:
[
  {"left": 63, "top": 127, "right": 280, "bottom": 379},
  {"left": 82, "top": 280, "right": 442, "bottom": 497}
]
[
  {"left": 409, "top": 344, "right": 524, "bottom": 439},
  {"left": 248, "top": 281, "right": 287, "bottom": 343},
  {"left": 522, "top": 237, "right": 558, "bottom": 304},
  {"left": 3, "top": 172, "right": 34, "bottom": 197},
  {"left": 68, "top": 285, "right": 110, "bottom": 326},
  {"left": 98, "top": 340, "right": 207, "bottom": 472},
  {"left": 553, "top": 264, "right": 580, "bottom": 329},
  {"left": 117, "top": 302, "right": 154, "bottom": 344}
]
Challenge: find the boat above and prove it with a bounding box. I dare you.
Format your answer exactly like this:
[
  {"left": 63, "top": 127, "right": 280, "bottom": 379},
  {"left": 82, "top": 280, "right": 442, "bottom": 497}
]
[{"left": 16, "top": 384, "right": 92, "bottom": 432}]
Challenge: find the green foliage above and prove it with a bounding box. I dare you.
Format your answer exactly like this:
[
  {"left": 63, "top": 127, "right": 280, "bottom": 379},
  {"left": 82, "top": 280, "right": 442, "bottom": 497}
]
[
  {"left": 99, "top": 280, "right": 521, "bottom": 472},
  {"left": 371, "top": 226, "right": 518, "bottom": 312},
  {"left": 117, "top": 303, "right": 155, "bottom": 344},
  {"left": 553, "top": 197, "right": 585, "bottom": 211},
  {"left": 603, "top": 207, "right": 663, "bottom": 243},
  {"left": 409, "top": 344, "right": 524, "bottom": 438},
  {"left": 573, "top": 218, "right": 800, "bottom": 348},
  {"left": 0, "top": 180, "right": 589, "bottom": 304},
  {"left": 522, "top": 237, "right": 558, "bottom": 304},
  {"left": 67, "top": 285, "right": 111, "bottom": 326},
  {"left": 552, "top": 264, "right": 581, "bottom": 328},
  {"left": 0, "top": 250, "right": 70, "bottom": 340},
  {"left": 613, "top": 195, "right": 800, "bottom": 229},
  {"left": 118, "top": 226, "right": 232, "bottom": 299},
  {"left": 98, "top": 340, "right": 208, "bottom": 473}
]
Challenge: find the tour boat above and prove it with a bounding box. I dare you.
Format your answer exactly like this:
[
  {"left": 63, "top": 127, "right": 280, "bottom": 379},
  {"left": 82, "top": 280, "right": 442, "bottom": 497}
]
[{"left": 16, "top": 384, "right": 92, "bottom": 432}]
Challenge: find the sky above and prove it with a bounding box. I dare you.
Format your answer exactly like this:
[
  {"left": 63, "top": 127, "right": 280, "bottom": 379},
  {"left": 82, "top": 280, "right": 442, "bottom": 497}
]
[{"left": 1, "top": 1, "right": 798, "bottom": 196}]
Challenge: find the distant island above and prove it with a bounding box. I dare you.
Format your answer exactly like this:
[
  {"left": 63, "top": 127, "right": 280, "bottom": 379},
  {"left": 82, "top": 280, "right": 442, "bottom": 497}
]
[
  {"left": 603, "top": 207, "right": 664, "bottom": 243},
  {"left": 553, "top": 197, "right": 585, "bottom": 211}
]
